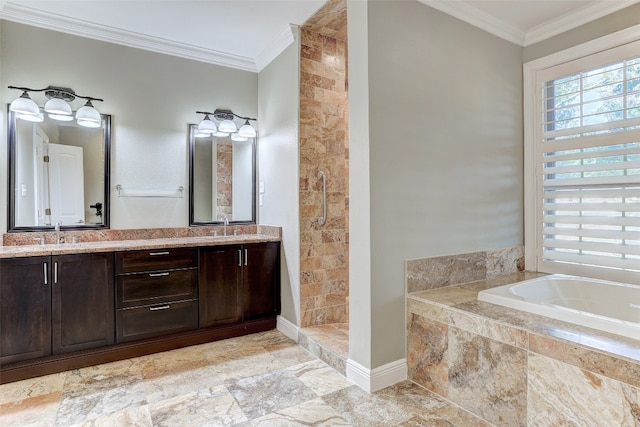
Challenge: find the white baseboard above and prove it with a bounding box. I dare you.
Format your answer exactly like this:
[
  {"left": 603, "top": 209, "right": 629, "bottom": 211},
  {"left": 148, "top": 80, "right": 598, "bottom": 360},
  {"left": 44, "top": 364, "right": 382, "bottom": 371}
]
[
  {"left": 276, "top": 315, "right": 299, "bottom": 341},
  {"left": 346, "top": 358, "right": 407, "bottom": 393}
]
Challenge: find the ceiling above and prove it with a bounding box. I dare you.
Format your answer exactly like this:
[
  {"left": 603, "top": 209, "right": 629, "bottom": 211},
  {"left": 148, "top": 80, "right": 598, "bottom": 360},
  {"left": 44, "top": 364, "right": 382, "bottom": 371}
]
[{"left": 1, "top": 0, "right": 638, "bottom": 72}]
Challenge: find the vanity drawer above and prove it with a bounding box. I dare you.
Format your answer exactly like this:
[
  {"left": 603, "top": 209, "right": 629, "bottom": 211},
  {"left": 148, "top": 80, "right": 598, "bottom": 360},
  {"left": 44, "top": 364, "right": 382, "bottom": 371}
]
[
  {"left": 116, "top": 300, "right": 198, "bottom": 343},
  {"left": 116, "top": 269, "right": 198, "bottom": 309},
  {"left": 115, "top": 248, "right": 197, "bottom": 273}
]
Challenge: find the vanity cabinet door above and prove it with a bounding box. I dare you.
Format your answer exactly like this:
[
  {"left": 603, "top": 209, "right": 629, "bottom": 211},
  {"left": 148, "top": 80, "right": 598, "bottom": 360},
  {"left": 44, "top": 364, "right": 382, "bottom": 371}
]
[
  {"left": 51, "top": 253, "right": 115, "bottom": 354},
  {"left": 0, "top": 257, "right": 52, "bottom": 365},
  {"left": 242, "top": 242, "right": 280, "bottom": 321},
  {"left": 199, "top": 245, "right": 242, "bottom": 327}
]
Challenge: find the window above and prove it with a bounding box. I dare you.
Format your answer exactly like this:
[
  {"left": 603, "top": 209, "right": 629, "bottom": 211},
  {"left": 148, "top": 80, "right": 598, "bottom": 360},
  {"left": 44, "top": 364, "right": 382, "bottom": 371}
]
[{"left": 528, "top": 39, "right": 640, "bottom": 283}]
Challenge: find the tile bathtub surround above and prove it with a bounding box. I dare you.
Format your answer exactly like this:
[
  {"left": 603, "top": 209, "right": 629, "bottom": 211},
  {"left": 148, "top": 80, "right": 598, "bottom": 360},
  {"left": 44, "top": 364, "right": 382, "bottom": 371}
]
[
  {"left": 2, "top": 225, "right": 282, "bottom": 246},
  {"left": 407, "top": 272, "right": 640, "bottom": 426},
  {"left": 299, "top": 0, "right": 350, "bottom": 327},
  {"left": 406, "top": 246, "right": 524, "bottom": 293},
  {"left": 0, "top": 330, "right": 491, "bottom": 427}
]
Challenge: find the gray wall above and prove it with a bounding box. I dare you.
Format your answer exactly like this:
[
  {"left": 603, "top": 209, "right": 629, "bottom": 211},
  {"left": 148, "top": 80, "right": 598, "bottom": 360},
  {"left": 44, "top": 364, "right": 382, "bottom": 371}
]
[
  {"left": 524, "top": 3, "right": 640, "bottom": 63},
  {"left": 1, "top": 20, "right": 257, "bottom": 232},
  {"left": 359, "top": 1, "right": 524, "bottom": 368},
  {"left": 258, "top": 39, "right": 301, "bottom": 326}
]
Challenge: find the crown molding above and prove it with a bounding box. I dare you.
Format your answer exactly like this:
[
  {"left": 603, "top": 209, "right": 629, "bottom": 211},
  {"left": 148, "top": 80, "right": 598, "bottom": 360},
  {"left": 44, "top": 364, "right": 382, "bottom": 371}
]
[
  {"left": 0, "top": 3, "right": 258, "bottom": 72},
  {"left": 419, "top": 0, "right": 640, "bottom": 48},
  {"left": 524, "top": 0, "right": 640, "bottom": 46},
  {"left": 418, "top": 0, "right": 525, "bottom": 46},
  {"left": 254, "top": 24, "right": 298, "bottom": 72}
]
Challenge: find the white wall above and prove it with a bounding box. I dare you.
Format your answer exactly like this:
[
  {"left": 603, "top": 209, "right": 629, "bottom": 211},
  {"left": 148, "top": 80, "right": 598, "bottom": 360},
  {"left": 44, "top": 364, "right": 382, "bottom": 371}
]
[
  {"left": 349, "top": 1, "right": 525, "bottom": 369},
  {"left": 257, "top": 35, "right": 301, "bottom": 325},
  {"left": 1, "top": 20, "right": 258, "bottom": 232}
]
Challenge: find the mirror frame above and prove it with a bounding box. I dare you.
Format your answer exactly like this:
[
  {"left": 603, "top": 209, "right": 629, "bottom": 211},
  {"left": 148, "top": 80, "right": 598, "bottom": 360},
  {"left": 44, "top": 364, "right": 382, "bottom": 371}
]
[
  {"left": 188, "top": 124, "right": 257, "bottom": 226},
  {"left": 7, "top": 106, "right": 111, "bottom": 232}
]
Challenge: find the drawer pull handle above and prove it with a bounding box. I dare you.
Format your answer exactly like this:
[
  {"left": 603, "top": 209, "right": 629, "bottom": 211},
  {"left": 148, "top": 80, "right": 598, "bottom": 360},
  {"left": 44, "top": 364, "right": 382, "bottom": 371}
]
[
  {"left": 149, "top": 305, "right": 170, "bottom": 311},
  {"left": 148, "top": 272, "right": 170, "bottom": 277},
  {"left": 43, "top": 262, "right": 48, "bottom": 286},
  {"left": 149, "top": 251, "right": 170, "bottom": 256}
]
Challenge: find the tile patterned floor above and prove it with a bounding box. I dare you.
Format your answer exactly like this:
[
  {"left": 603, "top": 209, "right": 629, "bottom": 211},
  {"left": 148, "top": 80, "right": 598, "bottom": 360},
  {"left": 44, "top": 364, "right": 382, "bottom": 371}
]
[{"left": 0, "top": 330, "right": 489, "bottom": 426}]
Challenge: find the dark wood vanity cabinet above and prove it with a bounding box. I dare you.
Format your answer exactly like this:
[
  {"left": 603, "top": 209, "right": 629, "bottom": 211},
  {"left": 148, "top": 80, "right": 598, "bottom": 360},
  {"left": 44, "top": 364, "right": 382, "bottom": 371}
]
[
  {"left": 199, "top": 245, "right": 243, "bottom": 327},
  {"left": 115, "top": 248, "right": 199, "bottom": 342},
  {"left": 199, "top": 242, "right": 280, "bottom": 327},
  {"left": 52, "top": 253, "right": 115, "bottom": 354},
  {"left": 243, "top": 242, "right": 281, "bottom": 320},
  {"left": 0, "top": 253, "right": 114, "bottom": 365},
  {"left": 0, "top": 256, "right": 52, "bottom": 365},
  {"left": 1, "top": 240, "right": 280, "bottom": 383}
]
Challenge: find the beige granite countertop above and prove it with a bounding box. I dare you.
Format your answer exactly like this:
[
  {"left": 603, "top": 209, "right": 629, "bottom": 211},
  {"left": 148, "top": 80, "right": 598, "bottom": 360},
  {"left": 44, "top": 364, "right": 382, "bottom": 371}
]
[{"left": 0, "top": 234, "right": 280, "bottom": 259}]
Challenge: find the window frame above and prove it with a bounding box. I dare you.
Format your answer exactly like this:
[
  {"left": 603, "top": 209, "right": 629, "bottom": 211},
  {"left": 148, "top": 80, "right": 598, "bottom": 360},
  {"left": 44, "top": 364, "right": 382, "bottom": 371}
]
[{"left": 524, "top": 24, "right": 640, "bottom": 285}]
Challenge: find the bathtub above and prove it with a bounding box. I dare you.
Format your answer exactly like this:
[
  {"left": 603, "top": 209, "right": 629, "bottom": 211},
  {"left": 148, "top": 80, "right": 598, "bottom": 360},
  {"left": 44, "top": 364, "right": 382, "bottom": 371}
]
[{"left": 478, "top": 275, "right": 640, "bottom": 340}]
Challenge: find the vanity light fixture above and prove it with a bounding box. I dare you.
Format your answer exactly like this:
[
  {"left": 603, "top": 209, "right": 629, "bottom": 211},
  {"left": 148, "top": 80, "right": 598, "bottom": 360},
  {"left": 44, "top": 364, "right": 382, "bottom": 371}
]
[
  {"left": 195, "top": 109, "right": 256, "bottom": 138},
  {"left": 8, "top": 85, "right": 104, "bottom": 127}
]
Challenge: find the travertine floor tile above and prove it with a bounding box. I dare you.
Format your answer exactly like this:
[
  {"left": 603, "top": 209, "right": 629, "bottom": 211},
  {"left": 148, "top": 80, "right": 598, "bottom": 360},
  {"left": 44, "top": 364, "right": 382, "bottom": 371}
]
[
  {"left": 251, "top": 397, "right": 350, "bottom": 426},
  {"left": 0, "top": 372, "right": 66, "bottom": 405},
  {"left": 69, "top": 405, "right": 153, "bottom": 427},
  {"left": 225, "top": 369, "right": 317, "bottom": 419},
  {"left": 148, "top": 385, "right": 247, "bottom": 427},
  {"left": 322, "top": 385, "right": 413, "bottom": 427},
  {"left": 0, "top": 330, "right": 488, "bottom": 427}
]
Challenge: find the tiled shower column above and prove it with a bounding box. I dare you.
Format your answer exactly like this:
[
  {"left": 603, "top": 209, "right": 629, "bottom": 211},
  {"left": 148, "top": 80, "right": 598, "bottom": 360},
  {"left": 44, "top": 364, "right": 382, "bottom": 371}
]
[{"left": 298, "top": 0, "right": 349, "bottom": 327}]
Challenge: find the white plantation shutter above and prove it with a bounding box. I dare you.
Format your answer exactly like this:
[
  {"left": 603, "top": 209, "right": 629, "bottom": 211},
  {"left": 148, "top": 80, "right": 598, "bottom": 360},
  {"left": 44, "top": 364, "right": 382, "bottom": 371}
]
[{"left": 535, "top": 41, "right": 640, "bottom": 283}]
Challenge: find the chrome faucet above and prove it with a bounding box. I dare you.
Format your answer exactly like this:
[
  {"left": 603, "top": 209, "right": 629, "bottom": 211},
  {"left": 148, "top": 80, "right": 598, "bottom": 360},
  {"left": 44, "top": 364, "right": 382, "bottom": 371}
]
[
  {"left": 55, "top": 221, "right": 62, "bottom": 244},
  {"left": 224, "top": 216, "right": 229, "bottom": 236}
]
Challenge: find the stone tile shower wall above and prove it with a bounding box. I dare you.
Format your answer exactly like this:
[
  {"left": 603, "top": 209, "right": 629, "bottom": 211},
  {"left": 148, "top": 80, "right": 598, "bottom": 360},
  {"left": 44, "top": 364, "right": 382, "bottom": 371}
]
[{"left": 299, "top": 0, "right": 349, "bottom": 327}]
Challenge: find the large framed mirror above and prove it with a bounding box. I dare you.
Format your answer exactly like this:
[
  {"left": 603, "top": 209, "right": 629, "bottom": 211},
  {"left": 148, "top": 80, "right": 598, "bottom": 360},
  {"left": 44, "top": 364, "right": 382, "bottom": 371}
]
[
  {"left": 189, "top": 124, "right": 256, "bottom": 225},
  {"left": 7, "top": 107, "right": 111, "bottom": 231}
]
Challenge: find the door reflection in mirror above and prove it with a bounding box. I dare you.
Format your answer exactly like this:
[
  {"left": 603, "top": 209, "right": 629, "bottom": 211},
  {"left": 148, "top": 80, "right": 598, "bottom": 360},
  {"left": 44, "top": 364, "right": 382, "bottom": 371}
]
[{"left": 9, "top": 110, "right": 110, "bottom": 230}]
